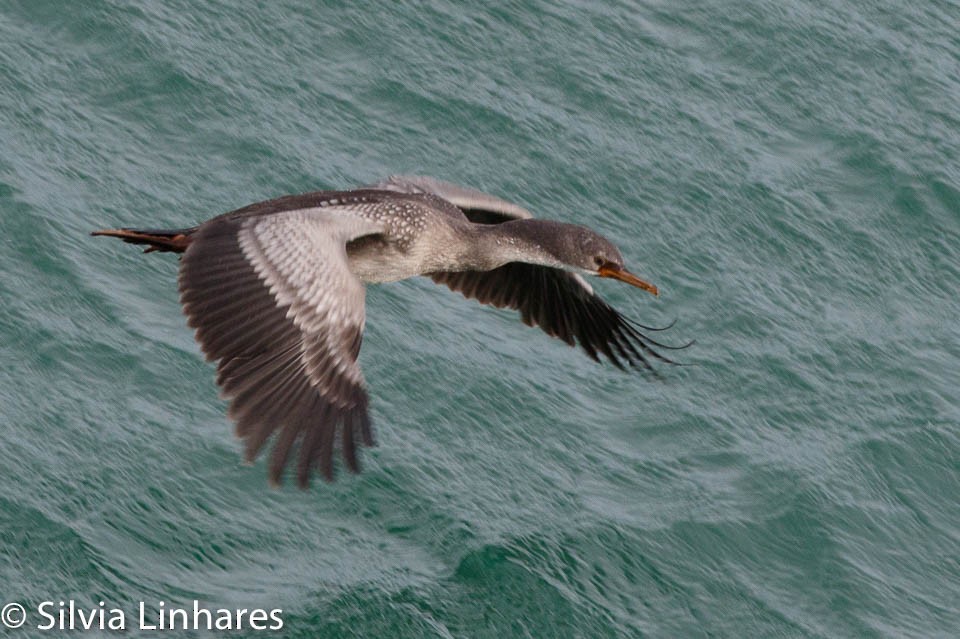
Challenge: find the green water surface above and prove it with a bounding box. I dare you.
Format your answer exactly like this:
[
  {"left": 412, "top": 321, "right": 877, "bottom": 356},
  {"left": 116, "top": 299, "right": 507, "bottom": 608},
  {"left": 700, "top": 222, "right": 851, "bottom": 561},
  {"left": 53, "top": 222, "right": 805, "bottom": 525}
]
[{"left": 1, "top": 1, "right": 958, "bottom": 637}]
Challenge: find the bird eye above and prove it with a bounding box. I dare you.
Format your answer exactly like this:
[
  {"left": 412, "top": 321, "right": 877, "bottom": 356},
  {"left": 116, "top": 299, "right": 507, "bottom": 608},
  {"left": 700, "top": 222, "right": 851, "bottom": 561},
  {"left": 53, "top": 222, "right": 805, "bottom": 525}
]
[{"left": 594, "top": 256, "right": 605, "bottom": 267}]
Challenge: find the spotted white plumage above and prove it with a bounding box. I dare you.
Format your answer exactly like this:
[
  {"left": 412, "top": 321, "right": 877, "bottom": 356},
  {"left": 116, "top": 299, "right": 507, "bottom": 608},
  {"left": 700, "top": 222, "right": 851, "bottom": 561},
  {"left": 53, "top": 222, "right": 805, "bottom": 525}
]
[{"left": 371, "top": 174, "right": 536, "bottom": 221}]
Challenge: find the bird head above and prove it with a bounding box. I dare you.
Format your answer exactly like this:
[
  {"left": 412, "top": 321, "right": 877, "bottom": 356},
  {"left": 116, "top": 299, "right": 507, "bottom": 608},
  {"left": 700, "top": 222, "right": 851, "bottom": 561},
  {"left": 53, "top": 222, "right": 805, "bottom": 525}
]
[{"left": 556, "top": 225, "right": 659, "bottom": 296}]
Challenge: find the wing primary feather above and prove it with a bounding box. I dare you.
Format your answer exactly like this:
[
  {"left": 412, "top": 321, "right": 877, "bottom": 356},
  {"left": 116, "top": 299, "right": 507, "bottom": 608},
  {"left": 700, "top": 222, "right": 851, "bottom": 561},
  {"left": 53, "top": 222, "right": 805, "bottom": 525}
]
[
  {"left": 239, "top": 367, "right": 312, "bottom": 461},
  {"left": 296, "top": 403, "right": 331, "bottom": 488},
  {"left": 268, "top": 415, "right": 304, "bottom": 486},
  {"left": 342, "top": 409, "right": 360, "bottom": 473},
  {"left": 317, "top": 412, "right": 337, "bottom": 483}
]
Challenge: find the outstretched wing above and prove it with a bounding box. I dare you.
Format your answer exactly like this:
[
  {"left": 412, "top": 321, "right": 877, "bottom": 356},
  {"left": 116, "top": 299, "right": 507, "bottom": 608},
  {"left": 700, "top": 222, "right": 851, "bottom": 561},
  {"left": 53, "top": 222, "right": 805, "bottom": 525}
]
[
  {"left": 430, "top": 265, "right": 674, "bottom": 370},
  {"left": 178, "top": 207, "right": 384, "bottom": 487}
]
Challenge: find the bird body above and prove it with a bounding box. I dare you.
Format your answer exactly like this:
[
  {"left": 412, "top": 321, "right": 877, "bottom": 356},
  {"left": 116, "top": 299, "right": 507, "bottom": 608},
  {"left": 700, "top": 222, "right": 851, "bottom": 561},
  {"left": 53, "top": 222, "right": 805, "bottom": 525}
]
[{"left": 93, "top": 176, "right": 683, "bottom": 487}]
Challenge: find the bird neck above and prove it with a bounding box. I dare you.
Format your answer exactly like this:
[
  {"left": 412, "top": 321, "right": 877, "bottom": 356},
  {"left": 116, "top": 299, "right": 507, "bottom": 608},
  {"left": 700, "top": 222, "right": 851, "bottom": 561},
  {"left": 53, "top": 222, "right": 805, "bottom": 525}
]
[{"left": 459, "top": 220, "right": 568, "bottom": 271}]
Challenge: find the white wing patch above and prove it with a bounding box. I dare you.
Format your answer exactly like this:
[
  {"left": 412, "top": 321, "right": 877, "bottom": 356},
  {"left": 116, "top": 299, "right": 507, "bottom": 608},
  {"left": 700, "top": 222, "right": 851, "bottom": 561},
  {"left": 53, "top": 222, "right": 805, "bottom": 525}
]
[{"left": 238, "top": 208, "right": 384, "bottom": 399}]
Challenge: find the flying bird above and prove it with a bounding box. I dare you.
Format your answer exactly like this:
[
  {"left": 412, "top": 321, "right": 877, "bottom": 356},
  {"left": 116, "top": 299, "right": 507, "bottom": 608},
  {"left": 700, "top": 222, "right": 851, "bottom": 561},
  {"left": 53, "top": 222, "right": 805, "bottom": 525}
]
[{"left": 93, "top": 176, "right": 686, "bottom": 487}]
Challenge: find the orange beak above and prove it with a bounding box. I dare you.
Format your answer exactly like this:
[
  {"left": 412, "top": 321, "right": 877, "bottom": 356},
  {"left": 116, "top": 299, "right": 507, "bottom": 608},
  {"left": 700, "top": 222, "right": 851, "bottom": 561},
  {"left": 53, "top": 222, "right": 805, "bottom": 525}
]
[{"left": 597, "top": 263, "right": 659, "bottom": 296}]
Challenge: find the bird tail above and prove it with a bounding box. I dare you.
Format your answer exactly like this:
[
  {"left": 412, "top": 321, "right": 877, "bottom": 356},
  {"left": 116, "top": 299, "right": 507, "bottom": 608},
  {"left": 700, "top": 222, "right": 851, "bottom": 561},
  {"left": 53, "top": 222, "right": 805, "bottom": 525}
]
[{"left": 90, "top": 226, "right": 198, "bottom": 253}]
